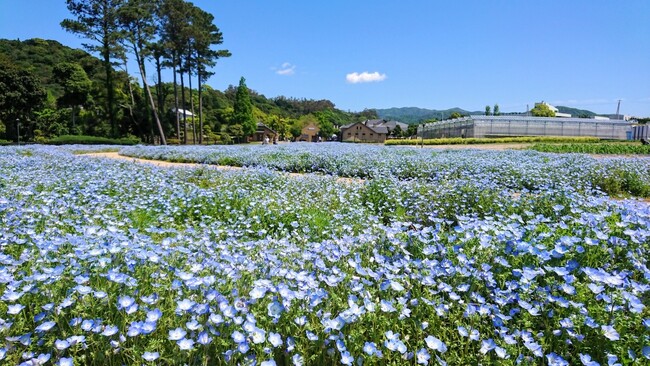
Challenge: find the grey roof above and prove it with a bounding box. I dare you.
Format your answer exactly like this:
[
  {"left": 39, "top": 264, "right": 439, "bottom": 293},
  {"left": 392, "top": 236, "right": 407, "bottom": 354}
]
[
  {"left": 379, "top": 120, "right": 408, "bottom": 130},
  {"left": 364, "top": 119, "right": 385, "bottom": 127},
  {"left": 340, "top": 121, "right": 389, "bottom": 134},
  {"left": 368, "top": 126, "right": 389, "bottom": 134}
]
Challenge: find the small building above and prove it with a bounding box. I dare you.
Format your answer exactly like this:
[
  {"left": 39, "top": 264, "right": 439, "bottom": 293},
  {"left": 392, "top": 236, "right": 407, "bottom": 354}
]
[
  {"left": 171, "top": 108, "right": 194, "bottom": 118},
  {"left": 296, "top": 122, "right": 320, "bottom": 142},
  {"left": 364, "top": 119, "right": 409, "bottom": 136},
  {"left": 250, "top": 122, "right": 277, "bottom": 142},
  {"left": 340, "top": 121, "right": 389, "bottom": 143}
]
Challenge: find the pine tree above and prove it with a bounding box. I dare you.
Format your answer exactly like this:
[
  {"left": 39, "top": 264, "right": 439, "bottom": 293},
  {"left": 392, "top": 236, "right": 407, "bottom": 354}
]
[
  {"left": 62, "top": 0, "right": 125, "bottom": 137},
  {"left": 233, "top": 77, "right": 255, "bottom": 140}
]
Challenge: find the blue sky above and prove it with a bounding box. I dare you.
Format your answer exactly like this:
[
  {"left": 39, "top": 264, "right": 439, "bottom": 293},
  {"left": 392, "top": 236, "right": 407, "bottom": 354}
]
[{"left": 1, "top": 0, "right": 649, "bottom": 116}]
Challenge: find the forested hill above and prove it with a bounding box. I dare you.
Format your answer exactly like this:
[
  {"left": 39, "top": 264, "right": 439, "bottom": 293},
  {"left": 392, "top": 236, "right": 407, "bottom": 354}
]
[
  {"left": 0, "top": 38, "right": 374, "bottom": 142},
  {"left": 376, "top": 106, "right": 601, "bottom": 123},
  {"left": 0, "top": 38, "right": 112, "bottom": 99},
  {"left": 376, "top": 107, "right": 482, "bottom": 124}
]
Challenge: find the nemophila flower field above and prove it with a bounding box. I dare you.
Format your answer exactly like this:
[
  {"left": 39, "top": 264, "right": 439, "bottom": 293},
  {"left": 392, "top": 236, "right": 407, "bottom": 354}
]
[
  {"left": 1, "top": 144, "right": 649, "bottom": 365},
  {"left": 121, "top": 144, "right": 650, "bottom": 198}
]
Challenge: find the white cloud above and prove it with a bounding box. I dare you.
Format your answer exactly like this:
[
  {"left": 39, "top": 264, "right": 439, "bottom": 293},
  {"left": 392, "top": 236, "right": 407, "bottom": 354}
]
[
  {"left": 275, "top": 62, "right": 296, "bottom": 76},
  {"left": 346, "top": 71, "right": 387, "bottom": 84}
]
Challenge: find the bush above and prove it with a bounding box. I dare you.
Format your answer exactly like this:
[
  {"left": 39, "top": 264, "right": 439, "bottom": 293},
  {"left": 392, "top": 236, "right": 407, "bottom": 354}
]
[
  {"left": 529, "top": 143, "right": 650, "bottom": 155},
  {"left": 47, "top": 135, "right": 141, "bottom": 145},
  {"left": 385, "top": 136, "right": 601, "bottom": 146}
]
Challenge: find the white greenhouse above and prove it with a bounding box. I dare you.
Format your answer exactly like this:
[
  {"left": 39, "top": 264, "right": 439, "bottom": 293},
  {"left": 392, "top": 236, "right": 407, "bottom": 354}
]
[{"left": 418, "top": 115, "right": 633, "bottom": 140}]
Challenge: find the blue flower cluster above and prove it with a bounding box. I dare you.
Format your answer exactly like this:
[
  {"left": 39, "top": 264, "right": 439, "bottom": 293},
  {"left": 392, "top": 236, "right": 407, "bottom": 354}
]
[{"left": 0, "top": 145, "right": 648, "bottom": 365}]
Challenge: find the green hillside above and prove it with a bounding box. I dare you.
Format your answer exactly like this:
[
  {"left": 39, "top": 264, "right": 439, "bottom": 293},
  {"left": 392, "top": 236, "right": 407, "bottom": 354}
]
[
  {"left": 377, "top": 106, "right": 602, "bottom": 123},
  {"left": 0, "top": 38, "right": 112, "bottom": 99},
  {"left": 0, "top": 38, "right": 370, "bottom": 143},
  {"left": 376, "top": 107, "right": 481, "bottom": 124}
]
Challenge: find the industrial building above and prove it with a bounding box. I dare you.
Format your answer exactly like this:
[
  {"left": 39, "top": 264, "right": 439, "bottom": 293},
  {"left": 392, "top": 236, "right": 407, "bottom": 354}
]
[{"left": 418, "top": 115, "right": 633, "bottom": 140}]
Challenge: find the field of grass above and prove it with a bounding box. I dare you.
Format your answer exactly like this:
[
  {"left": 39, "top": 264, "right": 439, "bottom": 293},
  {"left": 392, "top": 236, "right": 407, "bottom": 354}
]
[{"left": 1, "top": 144, "right": 649, "bottom": 365}]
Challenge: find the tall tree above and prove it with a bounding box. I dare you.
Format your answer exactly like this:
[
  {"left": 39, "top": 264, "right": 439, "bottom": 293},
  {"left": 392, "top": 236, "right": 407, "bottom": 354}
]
[
  {"left": 159, "top": 0, "right": 189, "bottom": 141},
  {"left": 52, "top": 62, "right": 92, "bottom": 133},
  {"left": 485, "top": 105, "right": 491, "bottom": 116},
  {"left": 190, "top": 6, "right": 230, "bottom": 144},
  {"left": 118, "top": 0, "right": 166, "bottom": 144},
  {"left": 493, "top": 104, "right": 500, "bottom": 116},
  {"left": 232, "top": 77, "right": 255, "bottom": 140},
  {"left": 0, "top": 67, "right": 47, "bottom": 141},
  {"left": 62, "top": 0, "right": 124, "bottom": 137}
]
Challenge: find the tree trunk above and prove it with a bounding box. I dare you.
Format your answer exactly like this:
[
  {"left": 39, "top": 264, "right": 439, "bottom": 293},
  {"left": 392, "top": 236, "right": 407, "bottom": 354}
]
[
  {"left": 188, "top": 59, "right": 196, "bottom": 145},
  {"left": 123, "top": 59, "right": 140, "bottom": 139},
  {"left": 134, "top": 47, "right": 166, "bottom": 145},
  {"left": 180, "top": 69, "right": 187, "bottom": 144},
  {"left": 172, "top": 57, "right": 180, "bottom": 141},
  {"left": 198, "top": 65, "right": 203, "bottom": 145},
  {"left": 155, "top": 54, "right": 164, "bottom": 124},
  {"left": 103, "top": 41, "right": 116, "bottom": 137}
]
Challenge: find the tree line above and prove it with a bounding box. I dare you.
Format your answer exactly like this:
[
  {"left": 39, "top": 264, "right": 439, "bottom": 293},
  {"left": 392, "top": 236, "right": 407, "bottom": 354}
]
[{"left": 0, "top": 1, "right": 390, "bottom": 145}]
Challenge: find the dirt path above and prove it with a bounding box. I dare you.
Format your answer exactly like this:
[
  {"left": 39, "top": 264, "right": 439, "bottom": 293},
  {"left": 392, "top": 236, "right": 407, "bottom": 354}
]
[{"left": 82, "top": 152, "right": 363, "bottom": 184}]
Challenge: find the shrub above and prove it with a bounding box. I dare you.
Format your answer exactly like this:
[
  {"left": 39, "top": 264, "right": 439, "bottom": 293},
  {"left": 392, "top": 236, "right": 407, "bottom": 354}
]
[
  {"left": 47, "top": 135, "right": 141, "bottom": 145},
  {"left": 0, "top": 139, "right": 10, "bottom": 146},
  {"left": 385, "top": 136, "right": 601, "bottom": 146},
  {"left": 529, "top": 143, "right": 650, "bottom": 155}
]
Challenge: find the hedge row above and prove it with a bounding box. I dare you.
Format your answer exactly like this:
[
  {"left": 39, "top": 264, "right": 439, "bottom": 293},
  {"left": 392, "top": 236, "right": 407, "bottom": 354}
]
[
  {"left": 529, "top": 143, "right": 650, "bottom": 155},
  {"left": 46, "top": 135, "right": 140, "bottom": 145},
  {"left": 385, "top": 136, "right": 601, "bottom": 146}
]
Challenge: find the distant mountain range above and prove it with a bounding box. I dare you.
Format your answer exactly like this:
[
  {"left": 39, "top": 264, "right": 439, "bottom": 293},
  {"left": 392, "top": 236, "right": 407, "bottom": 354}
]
[{"left": 376, "top": 106, "right": 600, "bottom": 124}]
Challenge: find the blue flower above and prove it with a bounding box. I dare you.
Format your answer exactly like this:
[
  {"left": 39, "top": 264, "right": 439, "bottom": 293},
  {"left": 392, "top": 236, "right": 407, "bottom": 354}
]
[
  {"left": 117, "top": 295, "right": 135, "bottom": 309},
  {"left": 425, "top": 335, "right": 447, "bottom": 353},
  {"left": 601, "top": 325, "right": 619, "bottom": 341},
  {"left": 101, "top": 325, "right": 119, "bottom": 337},
  {"left": 168, "top": 327, "right": 187, "bottom": 341},
  {"left": 232, "top": 330, "right": 246, "bottom": 344},
  {"left": 55, "top": 339, "right": 70, "bottom": 350},
  {"left": 7, "top": 304, "right": 25, "bottom": 315},
  {"left": 268, "top": 332, "right": 282, "bottom": 347},
  {"left": 479, "top": 339, "right": 496, "bottom": 354},
  {"left": 142, "top": 351, "right": 159, "bottom": 361},
  {"left": 292, "top": 354, "right": 304, "bottom": 366},
  {"left": 267, "top": 300, "right": 284, "bottom": 319},
  {"left": 177, "top": 338, "right": 194, "bottom": 351},
  {"left": 363, "top": 341, "right": 379, "bottom": 356},
  {"left": 197, "top": 331, "right": 212, "bottom": 345},
  {"left": 35, "top": 321, "right": 56, "bottom": 332},
  {"left": 417, "top": 348, "right": 430, "bottom": 364},
  {"left": 146, "top": 308, "right": 162, "bottom": 322},
  {"left": 580, "top": 353, "right": 600, "bottom": 366},
  {"left": 546, "top": 352, "right": 569, "bottom": 366}
]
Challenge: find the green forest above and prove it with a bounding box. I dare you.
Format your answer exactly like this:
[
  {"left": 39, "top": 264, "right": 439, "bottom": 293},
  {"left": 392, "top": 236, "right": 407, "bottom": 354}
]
[{"left": 0, "top": 0, "right": 380, "bottom": 145}]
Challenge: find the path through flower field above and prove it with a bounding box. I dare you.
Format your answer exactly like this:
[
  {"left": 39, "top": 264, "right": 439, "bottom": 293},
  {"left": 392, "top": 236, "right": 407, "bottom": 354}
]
[{"left": 1, "top": 144, "right": 649, "bottom": 365}]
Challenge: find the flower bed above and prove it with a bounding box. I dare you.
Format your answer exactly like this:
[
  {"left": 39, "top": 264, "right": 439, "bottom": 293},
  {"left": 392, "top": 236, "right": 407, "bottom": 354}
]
[{"left": 0, "top": 145, "right": 648, "bottom": 365}]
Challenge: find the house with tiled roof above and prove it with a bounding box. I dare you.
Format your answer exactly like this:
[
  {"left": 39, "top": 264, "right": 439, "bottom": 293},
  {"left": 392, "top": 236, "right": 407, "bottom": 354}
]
[{"left": 340, "top": 120, "right": 390, "bottom": 143}]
